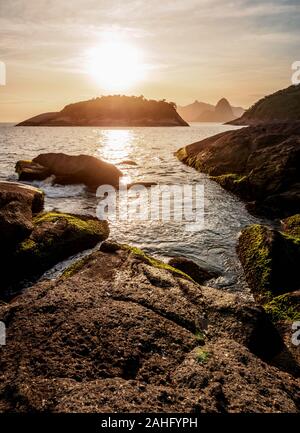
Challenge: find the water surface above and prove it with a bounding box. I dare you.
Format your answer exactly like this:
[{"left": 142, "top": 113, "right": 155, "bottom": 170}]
[{"left": 0, "top": 122, "right": 267, "bottom": 293}]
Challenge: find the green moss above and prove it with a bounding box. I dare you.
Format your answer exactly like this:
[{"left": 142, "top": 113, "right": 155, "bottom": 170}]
[
  {"left": 118, "top": 244, "right": 196, "bottom": 283},
  {"left": 238, "top": 224, "right": 273, "bottom": 299},
  {"left": 33, "top": 212, "right": 108, "bottom": 236},
  {"left": 195, "top": 348, "right": 210, "bottom": 364},
  {"left": 175, "top": 147, "right": 188, "bottom": 161},
  {"left": 194, "top": 330, "right": 206, "bottom": 344},
  {"left": 264, "top": 293, "right": 300, "bottom": 322},
  {"left": 210, "top": 173, "right": 246, "bottom": 184},
  {"left": 18, "top": 238, "right": 37, "bottom": 253},
  {"left": 62, "top": 256, "right": 91, "bottom": 279},
  {"left": 282, "top": 214, "right": 300, "bottom": 238}
]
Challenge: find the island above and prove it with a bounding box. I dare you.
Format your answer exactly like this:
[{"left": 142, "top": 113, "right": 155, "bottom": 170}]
[{"left": 16, "top": 95, "right": 189, "bottom": 127}]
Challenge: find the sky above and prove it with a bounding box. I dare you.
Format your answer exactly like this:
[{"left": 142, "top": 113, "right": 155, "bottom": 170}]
[{"left": 0, "top": 0, "right": 299, "bottom": 122}]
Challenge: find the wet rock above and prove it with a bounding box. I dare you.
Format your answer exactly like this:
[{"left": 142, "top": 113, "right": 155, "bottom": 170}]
[
  {"left": 0, "top": 245, "right": 298, "bottom": 413},
  {"left": 168, "top": 256, "right": 219, "bottom": 284},
  {"left": 237, "top": 223, "right": 300, "bottom": 303},
  {"left": 15, "top": 160, "right": 51, "bottom": 182},
  {"left": 1, "top": 212, "right": 109, "bottom": 293},
  {"left": 176, "top": 122, "right": 300, "bottom": 218},
  {"left": 16, "top": 153, "right": 123, "bottom": 189},
  {"left": 0, "top": 181, "right": 44, "bottom": 249}
]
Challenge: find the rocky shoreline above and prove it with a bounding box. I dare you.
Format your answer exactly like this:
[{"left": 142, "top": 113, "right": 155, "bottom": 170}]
[
  {"left": 175, "top": 117, "right": 300, "bottom": 393},
  {"left": 0, "top": 178, "right": 299, "bottom": 412}
]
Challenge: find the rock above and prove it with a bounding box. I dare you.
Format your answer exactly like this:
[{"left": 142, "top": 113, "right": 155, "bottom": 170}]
[
  {"left": 0, "top": 244, "right": 298, "bottom": 412},
  {"left": 282, "top": 214, "right": 300, "bottom": 238},
  {"left": 16, "top": 153, "right": 123, "bottom": 189},
  {"left": 168, "top": 256, "right": 219, "bottom": 284},
  {"left": 1, "top": 212, "right": 109, "bottom": 293},
  {"left": 117, "top": 160, "right": 138, "bottom": 166},
  {"left": 15, "top": 160, "right": 51, "bottom": 181},
  {"left": 176, "top": 122, "right": 300, "bottom": 218},
  {"left": 264, "top": 291, "right": 300, "bottom": 323},
  {"left": 230, "top": 84, "right": 300, "bottom": 125},
  {"left": 237, "top": 223, "right": 300, "bottom": 302},
  {"left": 0, "top": 181, "right": 44, "bottom": 213},
  {"left": 0, "top": 182, "right": 44, "bottom": 249},
  {"left": 16, "top": 95, "right": 189, "bottom": 127}
]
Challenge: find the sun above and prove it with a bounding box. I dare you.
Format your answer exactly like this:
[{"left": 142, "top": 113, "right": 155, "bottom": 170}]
[{"left": 87, "top": 40, "right": 145, "bottom": 91}]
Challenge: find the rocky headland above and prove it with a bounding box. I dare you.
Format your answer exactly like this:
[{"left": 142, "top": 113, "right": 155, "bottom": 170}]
[
  {"left": 176, "top": 122, "right": 300, "bottom": 218},
  {"left": 229, "top": 84, "right": 300, "bottom": 126},
  {"left": 176, "top": 87, "right": 300, "bottom": 385}
]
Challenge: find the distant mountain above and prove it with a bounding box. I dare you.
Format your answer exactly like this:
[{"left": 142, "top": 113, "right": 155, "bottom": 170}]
[
  {"left": 16, "top": 95, "right": 189, "bottom": 127},
  {"left": 230, "top": 84, "right": 300, "bottom": 125},
  {"left": 177, "top": 100, "right": 214, "bottom": 122},
  {"left": 177, "top": 98, "right": 245, "bottom": 123}
]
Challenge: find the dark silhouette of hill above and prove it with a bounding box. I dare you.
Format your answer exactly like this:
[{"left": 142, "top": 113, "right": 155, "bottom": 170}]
[
  {"left": 230, "top": 84, "right": 300, "bottom": 125},
  {"left": 17, "top": 95, "right": 189, "bottom": 127}
]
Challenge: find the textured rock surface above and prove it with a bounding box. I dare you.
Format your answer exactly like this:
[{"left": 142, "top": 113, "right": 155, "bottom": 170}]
[
  {"left": 0, "top": 182, "right": 44, "bottom": 249},
  {"left": 168, "top": 256, "right": 219, "bottom": 284},
  {"left": 1, "top": 211, "right": 109, "bottom": 293},
  {"left": 0, "top": 245, "right": 298, "bottom": 413},
  {"left": 237, "top": 223, "right": 300, "bottom": 302},
  {"left": 176, "top": 122, "right": 300, "bottom": 218},
  {"left": 16, "top": 153, "right": 123, "bottom": 189}
]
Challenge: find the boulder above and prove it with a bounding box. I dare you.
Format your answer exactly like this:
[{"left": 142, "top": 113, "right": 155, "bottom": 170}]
[
  {"left": 0, "top": 182, "right": 44, "bottom": 249},
  {"left": 1, "top": 212, "right": 109, "bottom": 293},
  {"left": 16, "top": 153, "right": 123, "bottom": 190},
  {"left": 15, "top": 160, "right": 51, "bottom": 182},
  {"left": 0, "top": 244, "right": 298, "bottom": 412},
  {"left": 168, "top": 256, "right": 219, "bottom": 284},
  {"left": 176, "top": 122, "right": 300, "bottom": 218},
  {"left": 237, "top": 223, "right": 300, "bottom": 303}
]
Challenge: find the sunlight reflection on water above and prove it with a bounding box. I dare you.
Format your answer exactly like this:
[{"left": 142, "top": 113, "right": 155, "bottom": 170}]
[
  {"left": 97, "top": 129, "right": 134, "bottom": 162},
  {"left": 0, "top": 122, "right": 270, "bottom": 293}
]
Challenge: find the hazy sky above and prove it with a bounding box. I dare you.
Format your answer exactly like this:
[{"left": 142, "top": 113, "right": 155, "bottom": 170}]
[{"left": 0, "top": 0, "right": 299, "bottom": 121}]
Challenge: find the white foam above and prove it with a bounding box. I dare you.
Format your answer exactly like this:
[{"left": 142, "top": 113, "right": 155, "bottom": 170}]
[{"left": 31, "top": 178, "right": 87, "bottom": 198}]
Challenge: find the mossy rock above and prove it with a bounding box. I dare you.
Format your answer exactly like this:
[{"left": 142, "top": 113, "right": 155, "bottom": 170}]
[
  {"left": 237, "top": 224, "right": 300, "bottom": 302},
  {"left": 99, "top": 240, "right": 196, "bottom": 283},
  {"left": 209, "top": 173, "right": 251, "bottom": 199},
  {"left": 264, "top": 291, "right": 300, "bottom": 322},
  {"left": 2, "top": 212, "right": 109, "bottom": 293},
  {"left": 168, "top": 256, "right": 219, "bottom": 284},
  {"left": 282, "top": 214, "right": 300, "bottom": 238}
]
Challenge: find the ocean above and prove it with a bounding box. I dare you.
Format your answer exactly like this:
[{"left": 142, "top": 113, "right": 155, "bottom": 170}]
[{"left": 0, "top": 122, "right": 267, "bottom": 293}]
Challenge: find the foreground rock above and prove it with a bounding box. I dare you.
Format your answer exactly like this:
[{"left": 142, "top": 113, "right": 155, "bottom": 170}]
[
  {"left": 0, "top": 182, "right": 109, "bottom": 293},
  {"left": 0, "top": 182, "right": 44, "bottom": 250},
  {"left": 168, "top": 256, "right": 219, "bottom": 284},
  {"left": 0, "top": 242, "right": 299, "bottom": 413},
  {"left": 16, "top": 95, "right": 189, "bottom": 127},
  {"left": 16, "top": 153, "right": 123, "bottom": 190},
  {"left": 229, "top": 84, "right": 300, "bottom": 125},
  {"left": 237, "top": 217, "right": 300, "bottom": 371},
  {"left": 1, "top": 211, "right": 109, "bottom": 293},
  {"left": 237, "top": 221, "right": 300, "bottom": 303},
  {"left": 176, "top": 122, "right": 300, "bottom": 218}
]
